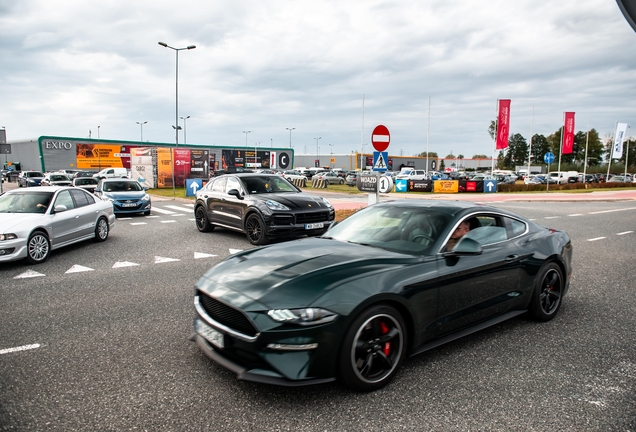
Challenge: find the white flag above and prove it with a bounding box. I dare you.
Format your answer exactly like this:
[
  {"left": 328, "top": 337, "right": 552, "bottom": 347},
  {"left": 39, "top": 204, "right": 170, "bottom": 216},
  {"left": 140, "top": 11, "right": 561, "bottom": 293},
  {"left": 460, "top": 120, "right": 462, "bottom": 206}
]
[{"left": 612, "top": 123, "right": 628, "bottom": 159}]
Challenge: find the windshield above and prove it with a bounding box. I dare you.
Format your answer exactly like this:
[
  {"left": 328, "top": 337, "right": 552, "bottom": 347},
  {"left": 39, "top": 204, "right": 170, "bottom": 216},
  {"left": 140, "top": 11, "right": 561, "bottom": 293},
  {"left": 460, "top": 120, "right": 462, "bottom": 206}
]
[
  {"left": 50, "top": 175, "right": 69, "bottom": 181},
  {"left": 102, "top": 181, "right": 143, "bottom": 192},
  {"left": 325, "top": 205, "right": 450, "bottom": 255},
  {"left": 75, "top": 178, "right": 98, "bottom": 185},
  {"left": 240, "top": 176, "right": 296, "bottom": 194},
  {"left": 0, "top": 192, "right": 54, "bottom": 214}
]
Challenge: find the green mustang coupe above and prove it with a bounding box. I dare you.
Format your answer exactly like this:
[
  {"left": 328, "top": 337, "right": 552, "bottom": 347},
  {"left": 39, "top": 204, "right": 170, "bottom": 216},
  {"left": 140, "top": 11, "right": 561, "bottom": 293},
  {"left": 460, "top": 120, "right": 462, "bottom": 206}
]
[{"left": 192, "top": 200, "right": 573, "bottom": 391}]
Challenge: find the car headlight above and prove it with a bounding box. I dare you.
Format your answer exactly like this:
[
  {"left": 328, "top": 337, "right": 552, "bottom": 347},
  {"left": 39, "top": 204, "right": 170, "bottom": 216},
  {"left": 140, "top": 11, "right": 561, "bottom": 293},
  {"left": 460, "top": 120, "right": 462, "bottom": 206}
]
[
  {"left": 265, "top": 200, "right": 290, "bottom": 211},
  {"left": 268, "top": 308, "right": 338, "bottom": 326},
  {"left": 142, "top": 194, "right": 150, "bottom": 201},
  {"left": 0, "top": 233, "right": 18, "bottom": 241},
  {"left": 319, "top": 197, "right": 333, "bottom": 208}
]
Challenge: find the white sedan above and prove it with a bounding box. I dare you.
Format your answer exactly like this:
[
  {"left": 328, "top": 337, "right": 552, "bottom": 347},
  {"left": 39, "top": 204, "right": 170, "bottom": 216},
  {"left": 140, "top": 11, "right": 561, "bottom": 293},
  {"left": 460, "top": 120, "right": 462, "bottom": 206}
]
[
  {"left": 313, "top": 171, "right": 345, "bottom": 184},
  {"left": 0, "top": 186, "right": 115, "bottom": 264}
]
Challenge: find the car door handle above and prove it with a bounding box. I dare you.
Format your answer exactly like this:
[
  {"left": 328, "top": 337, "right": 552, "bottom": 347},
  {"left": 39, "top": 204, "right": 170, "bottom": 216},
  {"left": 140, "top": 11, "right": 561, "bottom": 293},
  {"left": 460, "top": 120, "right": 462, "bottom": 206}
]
[{"left": 505, "top": 254, "right": 519, "bottom": 261}]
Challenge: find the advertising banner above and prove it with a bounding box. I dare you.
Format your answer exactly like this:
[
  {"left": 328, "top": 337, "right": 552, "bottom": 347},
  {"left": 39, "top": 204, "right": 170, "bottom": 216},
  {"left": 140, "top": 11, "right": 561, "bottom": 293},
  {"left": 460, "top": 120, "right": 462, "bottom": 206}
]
[
  {"left": 612, "top": 122, "right": 628, "bottom": 159},
  {"left": 76, "top": 143, "right": 126, "bottom": 169},
  {"left": 130, "top": 147, "right": 155, "bottom": 188},
  {"left": 433, "top": 180, "right": 459, "bottom": 193},
  {"left": 190, "top": 149, "right": 209, "bottom": 178},
  {"left": 156, "top": 147, "right": 173, "bottom": 188},
  {"left": 407, "top": 180, "right": 433, "bottom": 192},
  {"left": 174, "top": 148, "right": 191, "bottom": 186},
  {"left": 562, "top": 112, "right": 575, "bottom": 155},
  {"left": 496, "top": 99, "right": 511, "bottom": 150},
  {"left": 222, "top": 149, "right": 245, "bottom": 169}
]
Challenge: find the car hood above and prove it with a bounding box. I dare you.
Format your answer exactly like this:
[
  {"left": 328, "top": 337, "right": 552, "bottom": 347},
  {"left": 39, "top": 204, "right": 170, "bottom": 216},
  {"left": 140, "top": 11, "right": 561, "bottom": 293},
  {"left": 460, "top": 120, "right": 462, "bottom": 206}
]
[
  {"left": 0, "top": 213, "right": 44, "bottom": 232},
  {"left": 102, "top": 191, "right": 147, "bottom": 200},
  {"left": 196, "top": 238, "right": 419, "bottom": 311},
  {"left": 49, "top": 180, "right": 72, "bottom": 186},
  {"left": 254, "top": 192, "right": 330, "bottom": 210}
]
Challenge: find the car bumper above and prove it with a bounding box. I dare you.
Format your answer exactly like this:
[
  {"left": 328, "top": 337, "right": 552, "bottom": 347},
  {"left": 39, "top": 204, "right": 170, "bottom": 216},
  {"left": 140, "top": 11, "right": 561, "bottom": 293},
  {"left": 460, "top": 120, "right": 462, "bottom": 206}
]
[
  {"left": 0, "top": 239, "right": 27, "bottom": 262},
  {"left": 112, "top": 200, "right": 151, "bottom": 214}
]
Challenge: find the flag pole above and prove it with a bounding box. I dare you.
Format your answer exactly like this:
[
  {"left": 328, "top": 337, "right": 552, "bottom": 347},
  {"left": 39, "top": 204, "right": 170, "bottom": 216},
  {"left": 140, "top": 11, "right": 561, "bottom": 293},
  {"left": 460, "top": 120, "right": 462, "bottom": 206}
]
[
  {"left": 583, "top": 116, "right": 590, "bottom": 179},
  {"left": 625, "top": 125, "right": 631, "bottom": 178},
  {"left": 557, "top": 112, "right": 564, "bottom": 181},
  {"left": 426, "top": 95, "right": 430, "bottom": 176},
  {"left": 527, "top": 106, "right": 534, "bottom": 176},
  {"left": 492, "top": 99, "right": 498, "bottom": 173},
  {"left": 607, "top": 121, "right": 616, "bottom": 181}
]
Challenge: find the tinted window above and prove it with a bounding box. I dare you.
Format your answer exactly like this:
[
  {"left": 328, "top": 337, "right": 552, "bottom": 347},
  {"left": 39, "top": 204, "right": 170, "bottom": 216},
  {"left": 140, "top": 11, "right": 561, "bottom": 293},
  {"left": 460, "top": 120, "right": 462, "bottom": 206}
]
[
  {"left": 212, "top": 177, "right": 227, "bottom": 192},
  {"left": 70, "top": 189, "right": 90, "bottom": 208},
  {"left": 508, "top": 218, "right": 527, "bottom": 237}
]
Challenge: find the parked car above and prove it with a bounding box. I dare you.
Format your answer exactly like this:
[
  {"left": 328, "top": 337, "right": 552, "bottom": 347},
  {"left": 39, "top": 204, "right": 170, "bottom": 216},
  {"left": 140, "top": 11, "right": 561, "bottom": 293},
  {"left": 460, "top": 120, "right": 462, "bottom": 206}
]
[
  {"left": 73, "top": 170, "right": 99, "bottom": 178},
  {"left": 607, "top": 175, "right": 632, "bottom": 183},
  {"left": 17, "top": 171, "right": 45, "bottom": 187},
  {"left": 0, "top": 186, "right": 115, "bottom": 264},
  {"left": 72, "top": 176, "right": 99, "bottom": 193},
  {"left": 191, "top": 200, "right": 572, "bottom": 391},
  {"left": 40, "top": 173, "right": 72, "bottom": 187},
  {"left": 93, "top": 179, "right": 151, "bottom": 215},
  {"left": 194, "top": 173, "right": 334, "bottom": 245},
  {"left": 312, "top": 171, "right": 345, "bottom": 185},
  {"left": 396, "top": 168, "right": 427, "bottom": 181},
  {"left": 281, "top": 170, "right": 306, "bottom": 181},
  {"left": 345, "top": 172, "right": 360, "bottom": 186},
  {"left": 578, "top": 174, "right": 597, "bottom": 183}
]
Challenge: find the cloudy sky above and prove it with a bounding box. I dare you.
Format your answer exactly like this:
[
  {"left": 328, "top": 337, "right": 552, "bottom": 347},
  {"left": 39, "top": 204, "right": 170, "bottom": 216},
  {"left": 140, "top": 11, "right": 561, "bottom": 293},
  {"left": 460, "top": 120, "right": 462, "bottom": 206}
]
[{"left": 1, "top": 0, "right": 635, "bottom": 158}]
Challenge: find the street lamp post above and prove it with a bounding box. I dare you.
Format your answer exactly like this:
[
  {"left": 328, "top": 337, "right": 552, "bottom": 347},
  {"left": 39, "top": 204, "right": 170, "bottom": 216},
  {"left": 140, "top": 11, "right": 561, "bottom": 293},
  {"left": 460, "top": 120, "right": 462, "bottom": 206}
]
[
  {"left": 243, "top": 130, "right": 251, "bottom": 148},
  {"left": 180, "top": 116, "right": 190, "bottom": 144},
  {"left": 286, "top": 127, "right": 295, "bottom": 148},
  {"left": 136, "top": 121, "right": 147, "bottom": 142},
  {"left": 329, "top": 143, "right": 334, "bottom": 168},
  {"left": 158, "top": 41, "right": 196, "bottom": 196},
  {"left": 315, "top": 137, "right": 321, "bottom": 167}
]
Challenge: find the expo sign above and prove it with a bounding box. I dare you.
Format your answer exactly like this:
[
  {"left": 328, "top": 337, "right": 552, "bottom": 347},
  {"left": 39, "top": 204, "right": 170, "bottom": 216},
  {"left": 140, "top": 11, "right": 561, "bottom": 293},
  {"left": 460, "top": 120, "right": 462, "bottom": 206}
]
[{"left": 44, "top": 140, "right": 72, "bottom": 150}]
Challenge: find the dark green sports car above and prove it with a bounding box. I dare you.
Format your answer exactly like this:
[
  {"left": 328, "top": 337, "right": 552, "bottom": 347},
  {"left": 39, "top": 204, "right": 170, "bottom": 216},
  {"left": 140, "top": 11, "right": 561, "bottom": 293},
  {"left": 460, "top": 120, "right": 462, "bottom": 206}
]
[{"left": 192, "top": 200, "right": 573, "bottom": 391}]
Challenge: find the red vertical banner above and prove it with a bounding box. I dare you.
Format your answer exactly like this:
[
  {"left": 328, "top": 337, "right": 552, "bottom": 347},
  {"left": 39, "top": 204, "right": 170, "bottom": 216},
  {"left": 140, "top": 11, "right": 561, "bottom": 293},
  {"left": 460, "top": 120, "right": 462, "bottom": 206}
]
[
  {"left": 562, "top": 112, "right": 575, "bottom": 155},
  {"left": 496, "top": 99, "right": 511, "bottom": 150}
]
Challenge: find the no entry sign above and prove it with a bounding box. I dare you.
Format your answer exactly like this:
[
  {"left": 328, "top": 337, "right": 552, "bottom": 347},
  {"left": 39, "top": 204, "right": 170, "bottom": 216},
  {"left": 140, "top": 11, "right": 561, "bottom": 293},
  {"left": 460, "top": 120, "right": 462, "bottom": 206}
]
[{"left": 371, "top": 125, "right": 390, "bottom": 152}]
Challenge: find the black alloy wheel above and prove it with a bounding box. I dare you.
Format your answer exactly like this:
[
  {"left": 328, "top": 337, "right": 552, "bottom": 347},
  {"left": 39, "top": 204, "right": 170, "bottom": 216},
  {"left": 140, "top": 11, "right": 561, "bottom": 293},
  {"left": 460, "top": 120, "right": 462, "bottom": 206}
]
[
  {"left": 245, "top": 213, "right": 268, "bottom": 245},
  {"left": 94, "top": 217, "right": 109, "bottom": 242},
  {"left": 339, "top": 305, "right": 406, "bottom": 391},
  {"left": 26, "top": 231, "right": 51, "bottom": 264},
  {"left": 195, "top": 205, "right": 213, "bottom": 232},
  {"left": 529, "top": 262, "right": 563, "bottom": 321}
]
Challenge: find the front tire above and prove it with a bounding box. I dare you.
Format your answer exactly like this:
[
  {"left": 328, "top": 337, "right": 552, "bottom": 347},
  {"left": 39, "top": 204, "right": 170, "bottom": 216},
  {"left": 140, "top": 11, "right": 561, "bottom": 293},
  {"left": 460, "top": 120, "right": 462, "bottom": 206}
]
[
  {"left": 94, "top": 217, "right": 109, "bottom": 242},
  {"left": 245, "top": 213, "right": 268, "bottom": 245},
  {"left": 529, "top": 262, "right": 564, "bottom": 321},
  {"left": 195, "top": 205, "right": 213, "bottom": 232},
  {"left": 339, "top": 304, "right": 407, "bottom": 391},
  {"left": 26, "top": 231, "right": 51, "bottom": 264}
]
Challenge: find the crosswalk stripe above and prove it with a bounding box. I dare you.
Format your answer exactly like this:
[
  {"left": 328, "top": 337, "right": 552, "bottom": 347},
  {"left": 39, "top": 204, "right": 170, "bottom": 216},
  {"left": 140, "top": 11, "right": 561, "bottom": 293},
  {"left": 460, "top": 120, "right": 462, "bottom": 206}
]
[{"left": 150, "top": 207, "right": 176, "bottom": 214}]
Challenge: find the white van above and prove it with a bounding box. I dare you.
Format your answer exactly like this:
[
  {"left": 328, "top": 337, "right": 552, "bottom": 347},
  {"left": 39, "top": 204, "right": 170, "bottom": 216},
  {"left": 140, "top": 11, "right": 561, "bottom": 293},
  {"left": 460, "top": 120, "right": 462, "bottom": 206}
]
[
  {"left": 548, "top": 171, "right": 579, "bottom": 184},
  {"left": 93, "top": 167, "right": 129, "bottom": 180}
]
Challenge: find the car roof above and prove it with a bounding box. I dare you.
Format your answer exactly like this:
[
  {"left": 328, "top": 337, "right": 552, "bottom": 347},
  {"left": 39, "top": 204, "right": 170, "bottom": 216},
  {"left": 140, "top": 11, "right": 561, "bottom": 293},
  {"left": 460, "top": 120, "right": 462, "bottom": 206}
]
[{"left": 373, "top": 199, "right": 524, "bottom": 219}]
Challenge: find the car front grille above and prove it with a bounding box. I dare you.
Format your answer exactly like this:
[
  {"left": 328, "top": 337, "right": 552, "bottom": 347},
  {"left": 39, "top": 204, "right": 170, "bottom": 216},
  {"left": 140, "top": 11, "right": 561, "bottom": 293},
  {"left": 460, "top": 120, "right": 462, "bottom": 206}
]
[
  {"left": 197, "top": 292, "right": 258, "bottom": 337},
  {"left": 296, "top": 211, "right": 331, "bottom": 224}
]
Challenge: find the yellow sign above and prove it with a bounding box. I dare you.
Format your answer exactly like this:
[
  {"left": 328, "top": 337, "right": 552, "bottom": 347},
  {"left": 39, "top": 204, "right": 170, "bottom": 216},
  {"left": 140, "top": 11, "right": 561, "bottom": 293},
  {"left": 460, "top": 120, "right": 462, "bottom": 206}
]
[
  {"left": 433, "top": 180, "right": 459, "bottom": 193},
  {"left": 76, "top": 143, "right": 125, "bottom": 169},
  {"left": 330, "top": 157, "right": 335, "bottom": 164}
]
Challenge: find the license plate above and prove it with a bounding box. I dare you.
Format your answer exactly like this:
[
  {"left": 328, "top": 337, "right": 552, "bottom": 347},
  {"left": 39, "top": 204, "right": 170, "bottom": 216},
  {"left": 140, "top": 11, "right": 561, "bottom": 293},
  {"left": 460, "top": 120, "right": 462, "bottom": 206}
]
[
  {"left": 305, "top": 222, "right": 324, "bottom": 230},
  {"left": 196, "top": 320, "right": 225, "bottom": 349},
  {"left": 122, "top": 203, "right": 137, "bottom": 207}
]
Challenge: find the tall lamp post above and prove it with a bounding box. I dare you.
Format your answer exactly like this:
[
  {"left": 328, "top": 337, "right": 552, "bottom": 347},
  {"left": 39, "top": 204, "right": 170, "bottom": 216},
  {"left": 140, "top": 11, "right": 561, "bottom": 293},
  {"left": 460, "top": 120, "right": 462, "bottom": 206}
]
[
  {"left": 180, "top": 115, "right": 190, "bottom": 144},
  {"left": 158, "top": 41, "right": 196, "bottom": 196},
  {"left": 136, "top": 121, "right": 147, "bottom": 142},
  {"left": 243, "top": 130, "right": 251, "bottom": 148},
  {"left": 314, "top": 136, "right": 321, "bottom": 167},
  {"left": 286, "top": 127, "right": 295, "bottom": 148},
  {"left": 329, "top": 143, "right": 334, "bottom": 168}
]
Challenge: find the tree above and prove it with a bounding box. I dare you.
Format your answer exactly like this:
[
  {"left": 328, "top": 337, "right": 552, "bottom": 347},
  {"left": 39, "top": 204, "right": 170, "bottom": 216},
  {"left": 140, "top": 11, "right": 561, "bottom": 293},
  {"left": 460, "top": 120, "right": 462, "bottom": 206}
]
[
  {"left": 505, "top": 133, "right": 528, "bottom": 168},
  {"left": 439, "top": 160, "right": 445, "bottom": 170},
  {"left": 472, "top": 154, "right": 489, "bottom": 159},
  {"left": 488, "top": 120, "right": 496, "bottom": 141},
  {"left": 529, "top": 134, "right": 550, "bottom": 165},
  {"left": 418, "top": 151, "right": 438, "bottom": 158}
]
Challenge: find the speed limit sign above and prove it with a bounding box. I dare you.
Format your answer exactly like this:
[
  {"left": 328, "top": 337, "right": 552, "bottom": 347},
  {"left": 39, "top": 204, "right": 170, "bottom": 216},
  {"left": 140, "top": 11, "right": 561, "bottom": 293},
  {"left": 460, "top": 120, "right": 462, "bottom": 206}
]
[{"left": 378, "top": 176, "right": 393, "bottom": 193}]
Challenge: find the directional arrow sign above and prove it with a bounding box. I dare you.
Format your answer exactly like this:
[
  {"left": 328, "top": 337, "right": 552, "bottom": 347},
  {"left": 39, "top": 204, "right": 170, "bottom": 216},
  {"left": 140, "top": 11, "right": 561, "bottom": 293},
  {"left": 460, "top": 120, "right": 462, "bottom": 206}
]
[
  {"left": 395, "top": 178, "right": 407, "bottom": 192},
  {"left": 186, "top": 178, "right": 203, "bottom": 197},
  {"left": 484, "top": 180, "right": 497, "bottom": 193}
]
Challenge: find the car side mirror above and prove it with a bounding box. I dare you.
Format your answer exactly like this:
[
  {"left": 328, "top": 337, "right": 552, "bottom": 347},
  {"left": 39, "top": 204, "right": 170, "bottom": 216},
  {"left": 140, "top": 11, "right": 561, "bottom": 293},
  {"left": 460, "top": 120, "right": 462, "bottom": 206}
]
[
  {"left": 444, "top": 237, "right": 483, "bottom": 256},
  {"left": 53, "top": 204, "right": 68, "bottom": 214},
  {"left": 94, "top": 188, "right": 101, "bottom": 193},
  {"left": 227, "top": 189, "right": 243, "bottom": 199}
]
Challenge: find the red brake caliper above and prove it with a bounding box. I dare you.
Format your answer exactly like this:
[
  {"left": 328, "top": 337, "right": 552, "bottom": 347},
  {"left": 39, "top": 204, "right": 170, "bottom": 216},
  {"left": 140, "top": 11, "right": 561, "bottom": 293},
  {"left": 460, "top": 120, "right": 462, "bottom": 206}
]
[{"left": 380, "top": 321, "right": 391, "bottom": 355}]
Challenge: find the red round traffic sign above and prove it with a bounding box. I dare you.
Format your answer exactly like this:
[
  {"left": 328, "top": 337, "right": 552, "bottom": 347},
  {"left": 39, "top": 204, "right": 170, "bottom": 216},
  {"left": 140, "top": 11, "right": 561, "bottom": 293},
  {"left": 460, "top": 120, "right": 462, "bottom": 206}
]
[{"left": 371, "top": 125, "right": 390, "bottom": 152}]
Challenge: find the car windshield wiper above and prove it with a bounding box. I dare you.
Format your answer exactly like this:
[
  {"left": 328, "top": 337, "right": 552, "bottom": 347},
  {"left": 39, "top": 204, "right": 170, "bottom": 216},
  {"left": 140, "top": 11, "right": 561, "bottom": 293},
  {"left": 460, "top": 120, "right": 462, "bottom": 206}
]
[{"left": 346, "top": 240, "right": 381, "bottom": 249}]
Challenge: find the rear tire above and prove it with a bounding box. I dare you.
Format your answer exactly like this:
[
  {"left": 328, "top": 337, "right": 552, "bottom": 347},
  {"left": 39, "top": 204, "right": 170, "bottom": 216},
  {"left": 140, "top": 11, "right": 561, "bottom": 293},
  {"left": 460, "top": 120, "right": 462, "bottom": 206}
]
[
  {"left": 529, "top": 262, "right": 563, "bottom": 321},
  {"left": 26, "top": 231, "right": 50, "bottom": 264},
  {"left": 339, "top": 304, "right": 406, "bottom": 391},
  {"left": 94, "top": 217, "right": 109, "bottom": 242}
]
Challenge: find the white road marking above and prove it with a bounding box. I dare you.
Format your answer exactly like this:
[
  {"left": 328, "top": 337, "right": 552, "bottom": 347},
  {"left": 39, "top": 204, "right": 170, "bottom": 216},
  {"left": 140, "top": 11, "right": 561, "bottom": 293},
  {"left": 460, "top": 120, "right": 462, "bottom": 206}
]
[
  {"left": 154, "top": 256, "right": 180, "bottom": 263},
  {"left": 160, "top": 220, "right": 177, "bottom": 223},
  {"left": 65, "top": 265, "right": 94, "bottom": 274},
  {"left": 112, "top": 261, "right": 140, "bottom": 268},
  {"left": 145, "top": 215, "right": 160, "bottom": 218},
  {"left": 117, "top": 217, "right": 133, "bottom": 220},
  {"left": 568, "top": 214, "right": 583, "bottom": 217},
  {"left": 130, "top": 222, "right": 147, "bottom": 225},
  {"left": 171, "top": 214, "right": 186, "bottom": 217},
  {"left": 0, "top": 344, "right": 41, "bottom": 355},
  {"left": 194, "top": 252, "right": 218, "bottom": 259},
  {"left": 589, "top": 207, "right": 636, "bottom": 215},
  {"left": 229, "top": 249, "right": 243, "bottom": 254},
  {"left": 14, "top": 270, "right": 45, "bottom": 279},
  {"left": 165, "top": 205, "right": 192, "bottom": 212},
  {"left": 544, "top": 216, "right": 560, "bottom": 219},
  {"left": 188, "top": 218, "right": 196, "bottom": 221},
  {"left": 617, "top": 231, "right": 633, "bottom": 235},
  {"left": 149, "top": 207, "right": 176, "bottom": 214},
  {"left": 587, "top": 237, "right": 606, "bottom": 242}
]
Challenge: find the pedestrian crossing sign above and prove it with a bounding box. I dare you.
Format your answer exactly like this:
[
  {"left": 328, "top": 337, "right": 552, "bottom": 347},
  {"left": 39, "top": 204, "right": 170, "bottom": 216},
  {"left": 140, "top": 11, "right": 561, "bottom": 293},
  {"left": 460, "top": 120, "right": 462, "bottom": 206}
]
[{"left": 373, "top": 151, "right": 388, "bottom": 172}]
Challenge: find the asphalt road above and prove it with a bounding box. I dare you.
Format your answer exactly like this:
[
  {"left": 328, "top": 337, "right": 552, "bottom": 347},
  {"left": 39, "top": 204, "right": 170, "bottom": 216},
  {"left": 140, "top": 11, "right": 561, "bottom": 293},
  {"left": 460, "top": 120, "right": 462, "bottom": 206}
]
[{"left": 1, "top": 196, "right": 635, "bottom": 431}]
